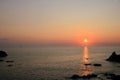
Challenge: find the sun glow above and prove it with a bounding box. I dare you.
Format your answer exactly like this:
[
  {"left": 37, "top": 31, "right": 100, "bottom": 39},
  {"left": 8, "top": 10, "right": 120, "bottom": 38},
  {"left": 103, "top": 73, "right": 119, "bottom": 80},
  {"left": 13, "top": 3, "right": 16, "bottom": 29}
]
[{"left": 84, "top": 39, "right": 88, "bottom": 43}]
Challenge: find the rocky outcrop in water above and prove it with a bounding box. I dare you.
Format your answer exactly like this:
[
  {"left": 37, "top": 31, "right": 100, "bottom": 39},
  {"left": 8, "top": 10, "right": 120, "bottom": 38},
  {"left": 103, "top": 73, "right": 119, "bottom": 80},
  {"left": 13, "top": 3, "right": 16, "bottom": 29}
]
[
  {"left": 70, "top": 73, "right": 120, "bottom": 80},
  {"left": 0, "top": 50, "right": 8, "bottom": 57},
  {"left": 70, "top": 74, "right": 97, "bottom": 79},
  {"left": 93, "top": 63, "right": 102, "bottom": 67},
  {"left": 6, "top": 60, "right": 14, "bottom": 63},
  {"left": 106, "top": 51, "right": 120, "bottom": 63}
]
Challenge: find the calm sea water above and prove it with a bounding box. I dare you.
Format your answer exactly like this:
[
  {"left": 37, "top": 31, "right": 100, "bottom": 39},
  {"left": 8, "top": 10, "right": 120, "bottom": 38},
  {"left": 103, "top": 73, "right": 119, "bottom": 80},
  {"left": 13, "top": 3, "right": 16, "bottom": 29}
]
[{"left": 0, "top": 46, "right": 120, "bottom": 80}]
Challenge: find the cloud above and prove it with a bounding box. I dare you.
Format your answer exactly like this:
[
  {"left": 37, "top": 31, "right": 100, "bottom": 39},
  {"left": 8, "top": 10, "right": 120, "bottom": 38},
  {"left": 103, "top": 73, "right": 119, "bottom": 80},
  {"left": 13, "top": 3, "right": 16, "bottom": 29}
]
[{"left": 0, "top": 38, "right": 9, "bottom": 41}]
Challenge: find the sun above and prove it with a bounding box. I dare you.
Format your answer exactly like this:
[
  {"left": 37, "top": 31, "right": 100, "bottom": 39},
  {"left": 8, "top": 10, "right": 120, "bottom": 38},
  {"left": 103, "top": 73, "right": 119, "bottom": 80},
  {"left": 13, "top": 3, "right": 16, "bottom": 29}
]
[{"left": 84, "top": 39, "right": 88, "bottom": 43}]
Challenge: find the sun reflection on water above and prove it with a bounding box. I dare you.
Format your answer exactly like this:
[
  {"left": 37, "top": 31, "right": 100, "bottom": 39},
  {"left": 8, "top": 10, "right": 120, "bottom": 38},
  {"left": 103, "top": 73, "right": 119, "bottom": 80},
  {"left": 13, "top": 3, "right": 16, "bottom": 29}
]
[{"left": 80, "top": 46, "right": 93, "bottom": 76}]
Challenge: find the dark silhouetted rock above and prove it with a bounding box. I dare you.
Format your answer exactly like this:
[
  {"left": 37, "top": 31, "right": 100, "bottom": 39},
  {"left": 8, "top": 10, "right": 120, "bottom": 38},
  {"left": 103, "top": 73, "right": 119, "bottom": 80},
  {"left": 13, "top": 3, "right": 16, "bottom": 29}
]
[
  {"left": 93, "top": 64, "right": 102, "bottom": 67},
  {"left": 71, "top": 73, "right": 120, "bottom": 80},
  {"left": 70, "top": 74, "right": 80, "bottom": 79},
  {"left": 82, "top": 74, "right": 97, "bottom": 79},
  {"left": 7, "top": 64, "right": 13, "bottom": 67},
  {"left": 98, "top": 73, "right": 116, "bottom": 80},
  {"left": 84, "top": 63, "right": 92, "bottom": 66},
  {"left": 102, "top": 73, "right": 120, "bottom": 80},
  {"left": 70, "top": 74, "right": 97, "bottom": 79},
  {"left": 6, "top": 60, "right": 14, "bottom": 63},
  {"left": 0, "top": 50, "right": 8, "bottom": 57},
  {"left": 106, "top": 51, "right": 120, "bottom": 63},
  {"left": 113, "top": 75, "right": 120, "bottom": 80},
  {"left": 0, "top": 59, "right": 4, "bottom": 62}
]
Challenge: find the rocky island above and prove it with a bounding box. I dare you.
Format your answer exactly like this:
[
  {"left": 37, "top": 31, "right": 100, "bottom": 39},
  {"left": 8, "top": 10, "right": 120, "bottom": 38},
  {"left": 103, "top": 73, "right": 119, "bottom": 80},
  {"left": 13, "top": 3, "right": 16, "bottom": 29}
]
[
  {"left": 106, "top": 51, "right": 120, "bottom": 63},
  {"left": 0, "top": 50, "right": 8, "bottom": 57}
]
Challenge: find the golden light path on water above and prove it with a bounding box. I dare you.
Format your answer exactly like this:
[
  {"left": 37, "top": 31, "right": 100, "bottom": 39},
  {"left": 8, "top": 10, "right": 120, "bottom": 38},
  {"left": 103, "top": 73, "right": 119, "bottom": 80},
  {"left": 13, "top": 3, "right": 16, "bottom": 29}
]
[{"left": 80, "top": 46, "right": 93, "bottom": 76}]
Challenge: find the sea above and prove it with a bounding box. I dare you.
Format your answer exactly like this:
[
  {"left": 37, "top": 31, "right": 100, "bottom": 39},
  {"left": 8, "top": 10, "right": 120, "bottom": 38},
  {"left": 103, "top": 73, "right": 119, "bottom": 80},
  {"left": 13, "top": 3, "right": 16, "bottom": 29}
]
[{"left": 0, "top": 46, "right": 120, "bottom": 80}]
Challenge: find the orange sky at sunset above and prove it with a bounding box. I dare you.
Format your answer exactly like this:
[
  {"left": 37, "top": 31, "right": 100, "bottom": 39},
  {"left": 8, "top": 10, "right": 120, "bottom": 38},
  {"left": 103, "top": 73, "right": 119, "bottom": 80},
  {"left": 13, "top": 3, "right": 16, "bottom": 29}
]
[{"left": 0, "top": 0, "right": 120, "bottom": 47}]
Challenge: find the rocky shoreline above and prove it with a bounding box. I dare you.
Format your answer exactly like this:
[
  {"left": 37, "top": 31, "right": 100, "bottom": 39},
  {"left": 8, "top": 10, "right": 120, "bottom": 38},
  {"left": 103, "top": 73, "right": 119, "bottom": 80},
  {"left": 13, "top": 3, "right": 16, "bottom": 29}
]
[{"left": 70, "top": 73, "right": 120, "bottom": 80}]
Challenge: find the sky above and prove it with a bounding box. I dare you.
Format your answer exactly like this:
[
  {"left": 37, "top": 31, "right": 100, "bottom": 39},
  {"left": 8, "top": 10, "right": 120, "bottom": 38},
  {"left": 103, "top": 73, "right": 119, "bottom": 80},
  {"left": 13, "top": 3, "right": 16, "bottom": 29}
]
[{"left": 0, "top": 0, "right": 120, "bottom": 46}]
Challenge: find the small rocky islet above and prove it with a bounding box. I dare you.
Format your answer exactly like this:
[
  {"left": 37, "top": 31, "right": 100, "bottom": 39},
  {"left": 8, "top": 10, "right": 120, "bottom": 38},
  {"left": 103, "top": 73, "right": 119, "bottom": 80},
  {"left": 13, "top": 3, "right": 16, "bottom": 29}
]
[
  {"left": 0, "top": 50, "right": 14, "bottom": 67},
  {"left": 0, "top": 50, "right": 8, "bottom": 57},
  {"left": 0, "top": 50, "right": 8, "bottom": 62},
  {"left": 106, "top": 51, "right": 120, "bottom": 63}
]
